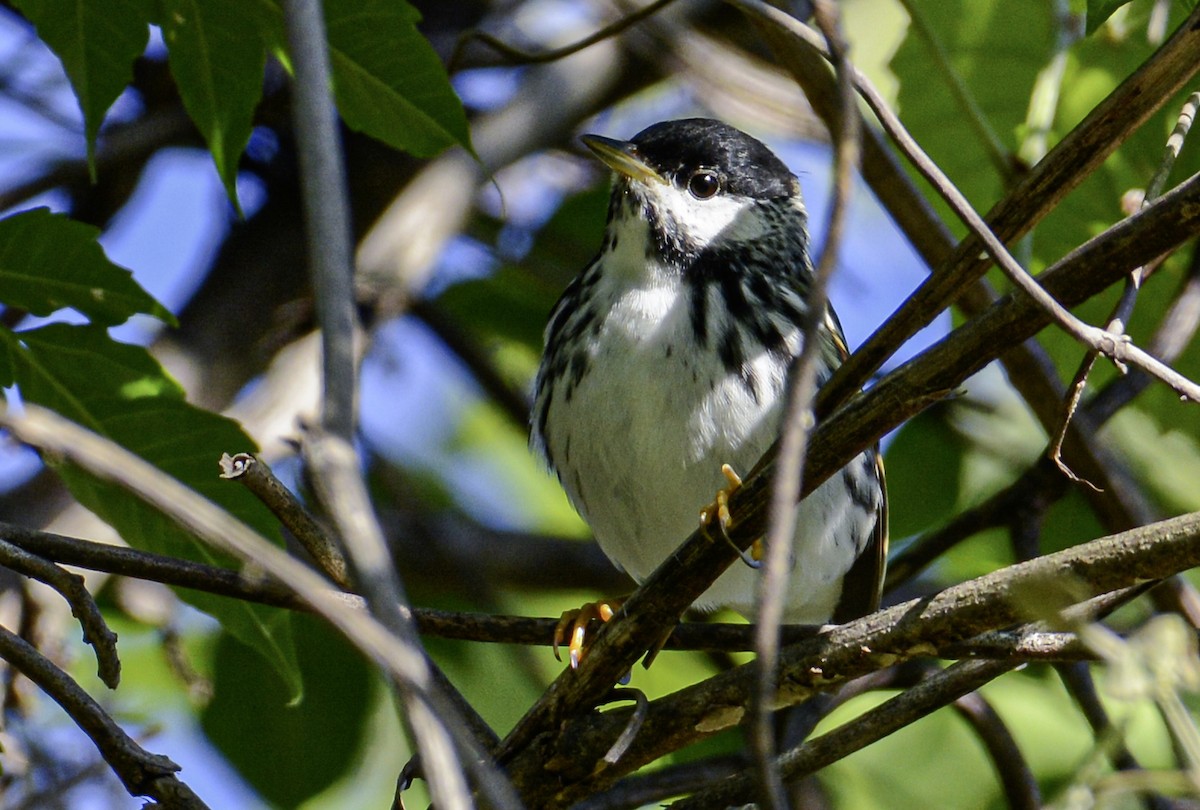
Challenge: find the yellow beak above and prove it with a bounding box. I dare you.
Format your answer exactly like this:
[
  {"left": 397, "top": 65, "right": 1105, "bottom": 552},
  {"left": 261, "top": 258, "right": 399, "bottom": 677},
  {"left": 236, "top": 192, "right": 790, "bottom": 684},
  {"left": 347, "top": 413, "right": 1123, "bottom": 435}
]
[{"left": 581, "top": 134, "right": 667, "bottom": 185}]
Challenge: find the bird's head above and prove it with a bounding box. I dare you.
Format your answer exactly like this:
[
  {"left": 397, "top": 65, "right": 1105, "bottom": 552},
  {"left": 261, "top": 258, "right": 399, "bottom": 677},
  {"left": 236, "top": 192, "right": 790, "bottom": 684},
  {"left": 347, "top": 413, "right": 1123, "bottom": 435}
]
[{"left": 582, "top": 118, "right": 807, "bottom": 267}]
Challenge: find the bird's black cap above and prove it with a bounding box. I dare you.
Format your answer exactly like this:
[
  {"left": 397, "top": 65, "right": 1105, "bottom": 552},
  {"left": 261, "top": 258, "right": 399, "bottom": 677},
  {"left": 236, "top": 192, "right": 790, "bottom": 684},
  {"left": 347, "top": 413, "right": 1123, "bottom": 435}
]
[{"left": 628, "top": 118, "right": 797, "bottom": 200}]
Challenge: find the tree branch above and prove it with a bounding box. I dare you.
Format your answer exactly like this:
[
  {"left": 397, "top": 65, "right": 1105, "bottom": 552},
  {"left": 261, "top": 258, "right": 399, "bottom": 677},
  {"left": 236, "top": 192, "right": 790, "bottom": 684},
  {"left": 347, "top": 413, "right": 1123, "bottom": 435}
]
[
  {"left": 0, "top": 538, "right": 119, "bottom": 689},
  {"left": 671, "top": 659, "right": 1016, "bottom": 809},
  {"left": 501, "top": 510, "right": 1200, "bottom": 806},
  {"left": 0, "top": 401, "right": 521, "bottom": 808},
  {"left": 219, "top": 452, "right": 352, "bottom": 590},
  {"left": 0, "top": 624, "right": 207, "bottom": 808}
]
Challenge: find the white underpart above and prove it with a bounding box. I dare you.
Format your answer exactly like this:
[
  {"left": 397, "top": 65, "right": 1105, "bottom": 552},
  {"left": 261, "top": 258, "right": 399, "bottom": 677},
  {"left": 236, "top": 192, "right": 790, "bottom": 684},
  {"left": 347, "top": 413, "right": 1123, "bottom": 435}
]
[{"left": 541, "top": 182, "right": 876, "bottom": 622}]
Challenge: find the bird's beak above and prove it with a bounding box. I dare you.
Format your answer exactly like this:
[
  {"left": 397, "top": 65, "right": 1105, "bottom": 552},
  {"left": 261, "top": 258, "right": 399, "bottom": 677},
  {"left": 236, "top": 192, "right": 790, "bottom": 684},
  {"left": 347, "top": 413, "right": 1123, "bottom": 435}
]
[{"left": 581, "top": 134, "right": 666, "bottom": 185}]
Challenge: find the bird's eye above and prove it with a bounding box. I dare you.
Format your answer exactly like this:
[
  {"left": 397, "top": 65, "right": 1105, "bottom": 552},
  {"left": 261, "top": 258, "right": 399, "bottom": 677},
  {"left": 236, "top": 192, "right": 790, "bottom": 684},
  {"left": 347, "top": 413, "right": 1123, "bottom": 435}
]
[{"left": 687, "top": 170, "right": 720, "bottom": 199}]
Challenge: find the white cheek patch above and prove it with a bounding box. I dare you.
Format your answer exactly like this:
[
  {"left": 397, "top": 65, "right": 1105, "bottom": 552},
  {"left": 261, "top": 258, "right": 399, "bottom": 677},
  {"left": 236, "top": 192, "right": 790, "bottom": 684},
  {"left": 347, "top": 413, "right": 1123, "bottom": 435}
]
[{"left": 645, "top": 184, "right": 763, "bottom": 246}]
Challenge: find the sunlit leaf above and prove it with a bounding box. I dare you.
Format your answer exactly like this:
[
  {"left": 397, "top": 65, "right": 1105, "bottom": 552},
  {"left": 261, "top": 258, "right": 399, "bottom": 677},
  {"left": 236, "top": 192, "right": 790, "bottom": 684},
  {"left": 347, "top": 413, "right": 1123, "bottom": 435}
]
[
  {"left": 1086, "top": 0, "right": 1133, "bottom": 34},
  {"left": 254, "top": 0, "right": 471, "bottom": 157},
  {"left": 324, "top": 0, "right": 471, "bottom": 156},
  {"left": 3, "top": 323, "right": 301, "bottom": 698}
]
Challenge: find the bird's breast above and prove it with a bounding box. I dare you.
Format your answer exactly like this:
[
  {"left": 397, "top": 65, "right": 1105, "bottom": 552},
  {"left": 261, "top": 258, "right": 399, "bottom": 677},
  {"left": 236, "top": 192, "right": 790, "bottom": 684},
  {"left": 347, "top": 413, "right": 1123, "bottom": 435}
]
[{"left": 545, "top": 268, "right": 789, "bottom": 580}]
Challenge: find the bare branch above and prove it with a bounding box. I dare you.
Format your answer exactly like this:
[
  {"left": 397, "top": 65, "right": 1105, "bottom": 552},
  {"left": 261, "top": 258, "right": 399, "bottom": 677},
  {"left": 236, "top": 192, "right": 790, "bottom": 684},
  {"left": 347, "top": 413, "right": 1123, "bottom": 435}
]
[
  {"left": 753, "top": 3, "right": 862, "bottom": 804},
  {"left": 1049, "top": 89, "right": 1200, "bottom": 483},
  {"left": 219, "top": 452, "right": 352, "bottom": 590},
  {"left": 732, "top": 1, "right": 1200, "bottom": 404},
  {"left": 734, "top": 0, "right": 1163, "bottom": 543},
  {"left": 449, "top": 0, "right": 681, "bottom": 70},
  {"left": 0, "top": 402, "right": 525, "bottom": 808},
  {"left": 0, "top": 538, "right": 119, "bottom": 689},
  {"left": 672, "top": 660, "right": 1015, "bottom": 809},
  {"left": 500, "top": 511, "right": 1200, "bottom": 806},
  {"left": 807, "top": 0, "right": 1200, "bottom": 409},
  {"left": 953, "top": 690, "right": 1041, "bottom": 810},
  {"left": 0, "top": 520, "right": 1110, "bottom": 661},
  {"left": 0, "top": 624, "right": 207, "bottom": 808},
  {"left": 491, "top": 165, "right": 1200, "bottom": 774}
]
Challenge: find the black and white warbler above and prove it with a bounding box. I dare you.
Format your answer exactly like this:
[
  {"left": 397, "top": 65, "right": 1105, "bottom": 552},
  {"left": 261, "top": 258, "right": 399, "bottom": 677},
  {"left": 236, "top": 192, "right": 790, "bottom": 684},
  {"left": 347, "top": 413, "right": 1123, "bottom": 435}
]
[{"left": 532, "top": 118, "right": 887, "bottom": 666}]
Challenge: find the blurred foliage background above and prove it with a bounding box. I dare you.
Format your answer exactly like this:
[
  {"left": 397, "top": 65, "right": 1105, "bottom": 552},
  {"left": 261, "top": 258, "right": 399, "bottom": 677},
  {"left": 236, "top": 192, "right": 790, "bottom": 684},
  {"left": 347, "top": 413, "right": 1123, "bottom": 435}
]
[{"left": 0, "top": 0, "right": 1199, "bottom": 807}]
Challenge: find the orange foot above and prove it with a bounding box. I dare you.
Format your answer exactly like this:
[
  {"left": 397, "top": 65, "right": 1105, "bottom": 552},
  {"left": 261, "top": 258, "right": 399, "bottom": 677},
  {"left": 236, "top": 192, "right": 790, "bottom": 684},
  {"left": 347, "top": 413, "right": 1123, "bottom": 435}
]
[
  {"left": 699, "top": 464, "right": 763, "bottom": 566},
  {"left": 554, "top": 598, "right": 623, "bottom": 669}
]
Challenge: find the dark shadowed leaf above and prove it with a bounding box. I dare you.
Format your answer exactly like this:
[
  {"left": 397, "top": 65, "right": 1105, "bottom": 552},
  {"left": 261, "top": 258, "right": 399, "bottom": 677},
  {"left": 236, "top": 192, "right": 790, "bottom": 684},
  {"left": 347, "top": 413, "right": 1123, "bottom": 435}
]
[
  {"left": 0, "top": 208, "right": 174, "bottom": 326},
  {"left": 159, "top": 0, "right": 267, "bottom": 207},
  {"left": 883, "top": 405, "right": 965, "bottom": 540},
  {"left": 10, "top": 0, "right": 153, "bottom": 171},
  {"left": 201, "top": 614, "right": 374, "bottom": 807},
  {"left": 890, "top": 0, "right": 1055, "bottom": 230}
]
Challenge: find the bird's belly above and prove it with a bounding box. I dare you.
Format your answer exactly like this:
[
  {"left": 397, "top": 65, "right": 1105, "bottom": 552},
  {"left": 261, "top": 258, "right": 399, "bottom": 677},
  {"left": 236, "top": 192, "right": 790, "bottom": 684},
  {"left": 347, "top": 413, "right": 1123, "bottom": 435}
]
[
  {"left": 564, "top": 337, "right": 768, "bottom": 578},
  {"left": 550, "top": 307, "right": 858, "bottom": 621}
]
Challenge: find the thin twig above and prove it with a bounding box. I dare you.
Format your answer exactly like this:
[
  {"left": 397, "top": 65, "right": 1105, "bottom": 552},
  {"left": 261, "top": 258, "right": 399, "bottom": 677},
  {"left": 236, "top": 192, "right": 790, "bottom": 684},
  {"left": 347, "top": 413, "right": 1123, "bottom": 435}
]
[
  {"left": 572, "top": 757, "right": 745, "bottom": 810},
  {"left": 785, "top": 0, "right": 1200, "bottom": 413},
  {"left": 494, "top": 166, "right": 1200, "bottom": 792},
  {"left": 302, "top": 430, "right": 511, "bottom": 808},
  {"left": 754, "top": 3, "right": 860, "bottom": 805},
  {"left": 448, "top": 0, "right": 681, "bottom": 70},
  {"left": 671, "top": 659, "right": 1016, "bottom": 809},
  {"left": 896, "top": 0, "right": 1014, "bottom": 178},
  {"left": 501, "top": 511, "right": 1200, "bottom": 807},
  {"left": 734, "top": 2, "right": 1200, "bottom": 405},
  {"left": 1089, "top": 245, "right": 1200, "bottom": 425},
  {"left": 0, "top": 624, "right": 208, "bottom": 808},
  {"left": 1048, "top": 90, "right": 1200, "bottom": 484},
  {"left": 285, "top": 0, "right": 358, "bottom": 443},
  {"left": 954, "top": 691, "right": 1042, "bottom": 810},
  {"left": 888, "top": 240, "right": 1200, "bottom": 592},
  {"left": 219, "top": 452, "right": 352, "bottom": 589},
  {"left": 0, "top": 402, "right": 524, "bottom": 809},
  {"left": 0, "top": 521, "right": 1115, "bottom": 660},
  {"left": 284, "top": 0, "right": 517, "bottom": 803},
  {"left": 734, "top": 0, "right": 1169, "bottom": 536},
  {"left": 0, "top": 538, "right": 119, "bottom": 688}
]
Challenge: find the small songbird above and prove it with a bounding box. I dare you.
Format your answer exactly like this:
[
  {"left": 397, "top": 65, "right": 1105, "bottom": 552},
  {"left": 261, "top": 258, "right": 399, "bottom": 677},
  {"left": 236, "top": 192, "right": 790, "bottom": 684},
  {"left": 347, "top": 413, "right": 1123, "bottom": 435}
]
[{"left": 532, "top": 118, "right": 886, "bottom": 667}]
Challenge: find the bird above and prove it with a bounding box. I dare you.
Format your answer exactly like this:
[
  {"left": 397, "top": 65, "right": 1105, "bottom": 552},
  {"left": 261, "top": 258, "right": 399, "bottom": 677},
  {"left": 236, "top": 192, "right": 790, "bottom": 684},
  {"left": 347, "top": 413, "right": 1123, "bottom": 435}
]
[{"left": 531, "top": 118, "right": 887, "bottom": 668}]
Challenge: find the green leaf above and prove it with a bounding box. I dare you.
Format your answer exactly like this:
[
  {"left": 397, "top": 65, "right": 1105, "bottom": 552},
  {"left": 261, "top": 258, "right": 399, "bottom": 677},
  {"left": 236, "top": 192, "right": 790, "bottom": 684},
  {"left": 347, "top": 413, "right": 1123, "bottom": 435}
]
[
  {"left": 891, "top": 0, "right": 1056, "bottom": 226},
  {"left": 201, "top": 614, "right": 373, "bottom": 806},
  {"left": 3, "top": 323, "right": 301, "bottom": 698},
  {"left": 160, "top": 0, "right": 267, "bottom": 207},
  {"left": 11, "top": 0, "right": 152, "bottom": 173},
  {"left": 254, "top": 0, "right": 471, "bottom": 157},
  {"left": 325, "top": 0, "right": 471, "bottom": 156},
  {"left": 1086, "top": 0, "right": 1132, "bottom": 33},
  {"left": 0, "top": 208, "right": 174, "bottom": 327},
  {"left": 883, "top": 405, "right": 965, "bottom": 540}
]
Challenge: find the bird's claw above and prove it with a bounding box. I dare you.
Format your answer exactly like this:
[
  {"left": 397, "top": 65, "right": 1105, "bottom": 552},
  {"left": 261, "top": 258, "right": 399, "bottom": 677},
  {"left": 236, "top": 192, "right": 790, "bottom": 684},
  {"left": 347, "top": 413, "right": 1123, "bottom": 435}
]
[
  {"left": 699, "top": 463, "right": 743, "bottom": 534},
  {"left": 700, "top": 464, "right": 761, "bottom": 568},
  {"left": 554, "top": 599, "right": 621, "bottom": 669}
]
